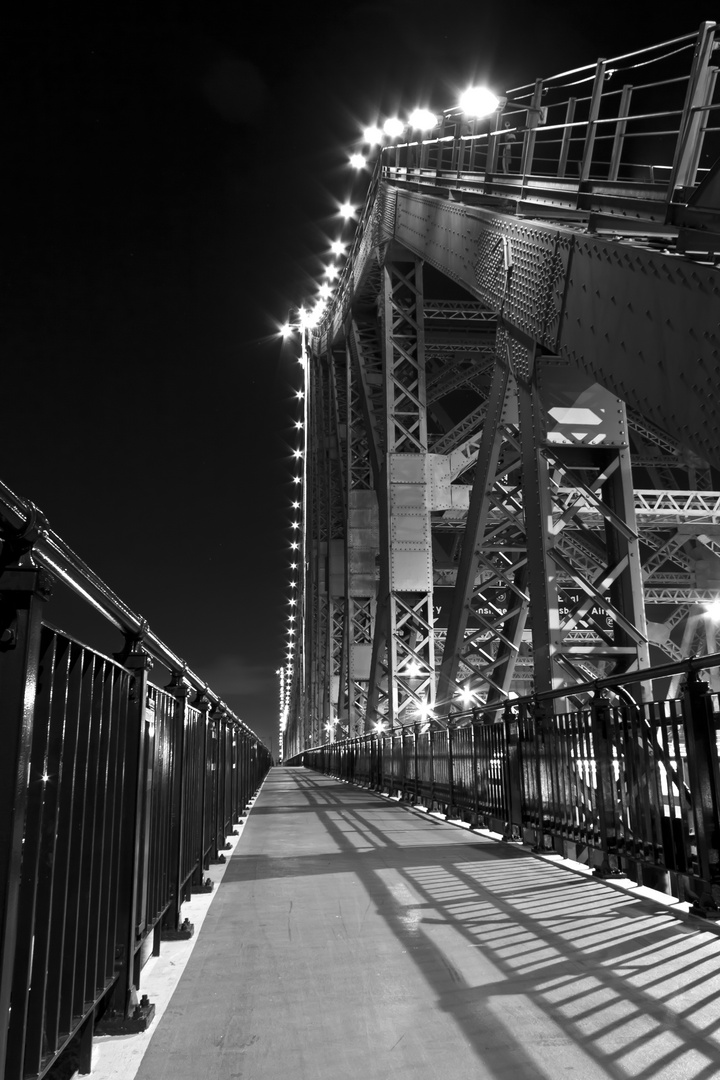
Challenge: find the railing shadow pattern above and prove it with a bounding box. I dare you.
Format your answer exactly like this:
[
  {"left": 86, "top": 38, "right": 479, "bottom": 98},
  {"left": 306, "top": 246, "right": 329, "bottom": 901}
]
[{"left": 294, "top": 658, "right": 720, "bottom": 927}]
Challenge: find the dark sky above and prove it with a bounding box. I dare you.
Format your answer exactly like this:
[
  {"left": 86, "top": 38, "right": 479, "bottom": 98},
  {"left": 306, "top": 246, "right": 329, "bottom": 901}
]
[{"left": 3, "top": 3, "right": 714, "bottom": 748}]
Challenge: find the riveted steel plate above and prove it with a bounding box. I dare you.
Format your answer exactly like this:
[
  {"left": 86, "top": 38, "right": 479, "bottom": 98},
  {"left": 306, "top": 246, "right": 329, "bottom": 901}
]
[
  {"left": 390, "top": 548, "right": 433, "bottom": 591},
  {"left": 392, "top": 187, "right": 570, "bottom": 351},
  {"left": 559, "top": 235, "right": 720, "bottom": 467}
]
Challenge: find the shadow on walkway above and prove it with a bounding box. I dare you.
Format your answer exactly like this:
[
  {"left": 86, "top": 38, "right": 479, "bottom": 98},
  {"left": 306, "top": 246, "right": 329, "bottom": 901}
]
[{"left": 134, "top": 767, "right": 720, "bottom": 1080}]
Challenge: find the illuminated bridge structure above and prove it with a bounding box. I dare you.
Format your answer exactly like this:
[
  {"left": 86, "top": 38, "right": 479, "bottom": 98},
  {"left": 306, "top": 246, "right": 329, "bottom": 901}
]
[
  {"left": 281, "top": 19, "right": 720, "bottom": 933},
  {"left": 284, "top": 21, "right": 720, "bottom": 750},
  {"left": 5, "top": 21, "right": 720, "bottom": 1080}
]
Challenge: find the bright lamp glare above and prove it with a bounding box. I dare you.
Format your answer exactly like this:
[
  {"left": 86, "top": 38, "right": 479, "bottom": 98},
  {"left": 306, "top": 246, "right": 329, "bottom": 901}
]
[
  {"left": 418, "top": 699, "right": 433, "bottom": 720},
  {"left": 339, "top": 201, "right": 355, "bottom": 219},
  {"left": 363, "top": 125, "right": 383, "bottom": 145},
  {"left": 705, "top": 601, "right": 720, "bottom": 621},
  {"left": 349, "top": 152, "right": 366, "bottom": 169},
  {"left": 383, "top": 117, "right": 405, "bottom": 138},
  {"left": 409, "top": 107, "right": 437, "bottom": 130},
  {"left": 330, "top": 239, "right": 345, "bottom": 256},
  {"left": 280, "top": 322, "right": 293, "bottom": 338},
  {"left": 459, "top": 86, "right": 501, "bottom": 118},
  {"left": 325, "top": 265, "right": 339, "bottom": 281}
]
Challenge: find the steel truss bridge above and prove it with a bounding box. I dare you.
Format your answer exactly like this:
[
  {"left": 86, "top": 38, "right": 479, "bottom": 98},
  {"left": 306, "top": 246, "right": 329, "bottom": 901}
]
[{"left": 284, "top": 21, "right": 720, "bottom": 757}]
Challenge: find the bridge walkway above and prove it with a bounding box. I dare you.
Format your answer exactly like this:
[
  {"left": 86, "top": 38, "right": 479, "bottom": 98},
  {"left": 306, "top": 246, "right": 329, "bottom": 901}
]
[{"left": 98, "top": 767, "right": 720, "bottom": 1080}]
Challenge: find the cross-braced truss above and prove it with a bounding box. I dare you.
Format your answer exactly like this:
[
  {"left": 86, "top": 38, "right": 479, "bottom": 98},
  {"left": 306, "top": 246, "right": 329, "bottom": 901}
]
[{"left": 284, "top": 99, "right": 720, "bottom": 754}]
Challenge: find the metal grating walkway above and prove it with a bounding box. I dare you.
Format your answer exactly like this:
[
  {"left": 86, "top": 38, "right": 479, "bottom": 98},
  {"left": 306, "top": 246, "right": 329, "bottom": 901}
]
[{"left": 113, "top": 768, "right": 720, "bottom": 1080}]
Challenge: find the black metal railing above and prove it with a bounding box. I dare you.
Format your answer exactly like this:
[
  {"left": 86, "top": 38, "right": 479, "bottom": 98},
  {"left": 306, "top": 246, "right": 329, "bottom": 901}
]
[
  {"left": 294, "top": 654, "right": 720, "bottom": 921},
  {"left": 0, "top": 482, "right": 272, "bottom": 1080}
]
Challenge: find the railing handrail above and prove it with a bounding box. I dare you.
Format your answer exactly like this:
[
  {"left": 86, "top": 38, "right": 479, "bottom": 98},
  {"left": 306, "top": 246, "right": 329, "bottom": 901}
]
[
  {"left": 505, "top": 29, "right": 702, "bottom": 94},
  {"left": 0, "top": 476, "right": 264, "bottom": 740}
]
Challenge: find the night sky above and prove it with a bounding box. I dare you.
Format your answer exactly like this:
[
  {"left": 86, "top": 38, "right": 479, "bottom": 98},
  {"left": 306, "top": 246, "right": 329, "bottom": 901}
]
[{"left": 4, "top": 3, "right": 713, "bottom": 748}]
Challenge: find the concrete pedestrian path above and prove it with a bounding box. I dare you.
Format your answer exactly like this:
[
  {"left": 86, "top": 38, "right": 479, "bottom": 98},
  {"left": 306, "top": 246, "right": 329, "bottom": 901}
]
[{"left": 124, "top": 767, "right": 720, "bottom": 1079}]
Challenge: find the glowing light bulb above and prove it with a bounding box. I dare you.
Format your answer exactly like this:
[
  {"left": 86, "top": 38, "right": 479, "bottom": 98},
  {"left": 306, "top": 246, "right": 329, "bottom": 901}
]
[
  {"left": 363, "top": 125, "right": 383, "bottom": 145},
  {"left": 349, "top": 152, "right": 366, "bottom": 169},
  {"left": 383, "top": 117, "right": 405, "bottom": 138},
  {"left": 409, "top": 107, "right": 437, "bottom": 130},
  {"left": 459, "top": 86, "right": 501, "bottom": 118}
]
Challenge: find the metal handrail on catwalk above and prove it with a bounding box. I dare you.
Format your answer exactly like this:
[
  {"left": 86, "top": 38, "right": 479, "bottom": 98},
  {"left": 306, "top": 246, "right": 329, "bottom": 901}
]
[{"left": 0, "top": 480, "right": 272, "bottom": 1080}]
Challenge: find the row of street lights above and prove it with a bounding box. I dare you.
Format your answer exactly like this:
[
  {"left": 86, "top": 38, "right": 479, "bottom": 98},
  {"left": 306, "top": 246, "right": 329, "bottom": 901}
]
[
  {"left": 299, "top": 84, "right": 518, "bottom": 324},
  {"left": 278, "top": 81, "right": 533, "bottom": 745}
]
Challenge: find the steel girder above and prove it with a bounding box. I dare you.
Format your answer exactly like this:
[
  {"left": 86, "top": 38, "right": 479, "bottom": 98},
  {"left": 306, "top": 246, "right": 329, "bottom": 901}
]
[
  {"left": 286, "top": 171, "right": 720, "bottom": 752},
  {"left": 389, "top": 187, "right": 720, "bottom": 470}
]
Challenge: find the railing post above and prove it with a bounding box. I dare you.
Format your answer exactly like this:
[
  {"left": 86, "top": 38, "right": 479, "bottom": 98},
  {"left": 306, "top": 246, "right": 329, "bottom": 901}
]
[
  {"left": 591, "top": 688, "right": 623, "bottom": 878},
  {"left": 683, "top": 668, "right": 720, "bottom": 918},
  {"left": 446, "top": 722, "right": 456, "bottom": 819},
  {"left": 208, "top": 706, "right": 226, "bottom": 860},
  {"left": 192, "top": 691, "right": 212, "bottom": 889},
  {"left": 502, "top": 701, "right": 523, "bottom": 842},
  {"left": 163, "top": 672, "right": 192, "bottom": 937},
  {"left": 608, "top": 84, "right": 633, "bottom": 182},
  {"left": 668, "top": 22, "right": 718, "bottom": 196},
  {"left": 104, "top": 640, "right": 156, "bottom": 1027},
  {"left": 579, "top": 59, "right": 607, "bottom": 183},
  {"left": 470, "top": 714, "right": 480, "bottom": 828},
  {"left": 520, "top": 79, "right": 544, "bottom": 176},
  {"left": 486, "top": 110, "right": 502, "bottom": 174},
  {"left": 557, "top": 97, "right": 576, "bottom": 178},
  {"left": 531, "top": 697, "right": 553, "bottom": 852},
  {"left": 414, "top": 722, "right": 420, "bottom": 805},
  {"left": 0, "top": 550, "right": 52, "bottom": 1080}
]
